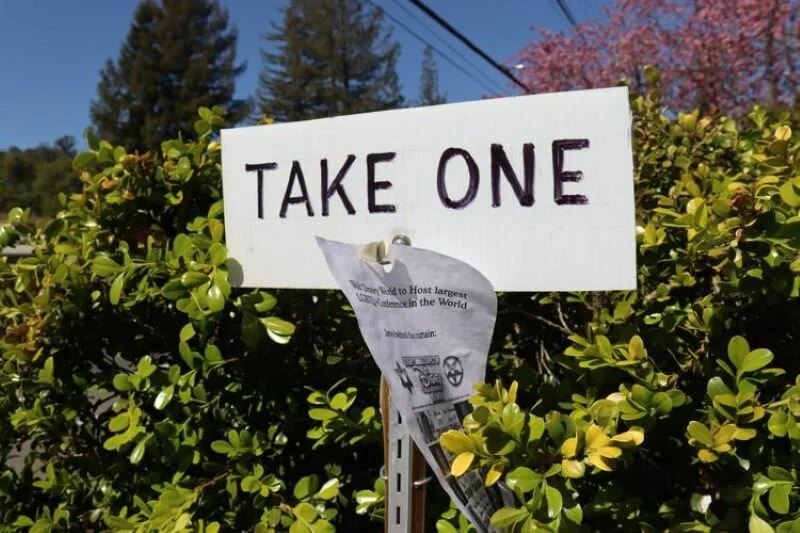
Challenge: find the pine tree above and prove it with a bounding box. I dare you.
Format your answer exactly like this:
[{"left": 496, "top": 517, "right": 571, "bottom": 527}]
[
  {"left": 90, "top": 0, "right": 247, "bottom": 151},
  {"left": 418, "top": 45, "right": 447, "bottom": 106},
  {"left": 256, "top": 0, "right": 403, "bottom": 122}
]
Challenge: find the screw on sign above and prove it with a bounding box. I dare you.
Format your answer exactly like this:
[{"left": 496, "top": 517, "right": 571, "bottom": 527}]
[{"left": 443, "top": 356, "right": 464, "bottom": 386}]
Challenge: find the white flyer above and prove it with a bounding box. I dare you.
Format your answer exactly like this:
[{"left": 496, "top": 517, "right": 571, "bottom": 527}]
[{"left": 315, "top": 236, "right": 503, "bottom": 532}]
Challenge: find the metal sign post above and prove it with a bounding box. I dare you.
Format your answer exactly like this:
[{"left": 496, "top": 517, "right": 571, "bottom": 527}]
[
  {"left": 381, "top": 377, "right": 428, "bottom": 533},
  {"left": 378, "top": 233, "right": 428, "bottom": 533}
]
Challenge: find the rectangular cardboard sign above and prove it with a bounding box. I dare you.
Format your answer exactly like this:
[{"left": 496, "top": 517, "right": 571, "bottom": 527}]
[{"left": 221, "top": 86, "right": 636, "bottom": 291}]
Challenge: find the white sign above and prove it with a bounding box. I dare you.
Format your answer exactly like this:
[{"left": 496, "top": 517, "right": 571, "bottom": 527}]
[{"left": 221, "top": 86, "right": 636, "bottom": 291}]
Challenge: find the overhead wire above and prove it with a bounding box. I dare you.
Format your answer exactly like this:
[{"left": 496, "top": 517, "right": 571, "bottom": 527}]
[
  {"left": 406, "top": 0, "right": 530, "bottom": 93},
  {"left": 385, "top": 0, "right": 510, "bottom": 95},
  {"left": 552, "top": 0, "right": 581, "bottom": 27},
  {"left": 365, "top": 0, "right": 505, "bottom": 96}
]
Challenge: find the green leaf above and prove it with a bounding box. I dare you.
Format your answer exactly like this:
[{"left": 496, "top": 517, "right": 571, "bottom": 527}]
[
  {"left": 330, "top": 392, "right": 348, "bottom": 410},
  {"left": 768, "top": 411, "right": 788, "bottom": 437},
  {"left": 293, "top": 475, "right": 319, "bottom": 500},
  {"left": 628, "top": 335, "right": 645, "bottom": 359},
  {"left": 313, "top": 520, "right": 335, "bottom": 533},
  {"left": 675, "top": 155, "right": 690, "bottom": 169},
  {"left": 528, "top": 417, "right": 545, "bottom": 442},
  {"left": 545, "top": 484, "right": 563, "bottom": 518},
  {"left": 505, "top": 467, "right": 538, "bottom": 493},
  {"left": 154, "top": 386, "right": 174, "bottom": 410},
  {"left": 173, "top": 234, "right": 192, "bottom": 256},
  {"left": 211, "top": 440, "right": 234, "bottom": 454},
  {"left": 316, "top": 478, "right": 339, "bottom": 500},
  {"left": 262, "top": 316, "right": 296, "bottom": 336},
  {"left": 563, "top": 504, "right": 583, "bottom": 525},
  {"left": 740, "top": 348, "right": 774, "bottom": 374},
  {"left": 36, "top": 358, "right": 55, "bottom": 384},
  {"left": 309, "top": 408, "right": 337, "bottom": 421},
  {"left": 110, "top": 272, "right": 125, "bottom": 305},
  {"left": 109, "top": 413, "right": 129, "bottom": 432},
  {"left": 780, "top": 181, "right": 800, "bottom": 207},
  {"left": 92, "top": 256, "right": 121, "bottom": 277},
  {"left": 11, "top": 516, "right": 34, "bottom": 527},
  {"left": 181, "top": 271, "right": 210, "bottom": 288},
  {"left": 194, "top": 119, "right": 211, "bottom": 135},
  {"left": 255, "top": 292, "right": 277, "bottom": 312},
  {"left": 687, "top": 421, "right": 713, "bottom": 446},
  {"left": 161, "top": 280, "right": 186, "bottom": 300},
  {"left": 728, "top": 336, "right": 750, "bottom": 369},
  {"left": 690, "top": 493, "right": 712, "bottom": 514},
  {"left": 435, "top": 520, "right": 459, "bottom": 533},
  {"left": 768, "top": 466, "right": 794, "bottom": 482},
  {"left": 206, "top": 284, "right": 225, "bottom": 312},
  {"left": 769, "top": 484, "right": 791, "bottom": 515},
  {"left": 440, "top": 430, "right": 474, "bottom": 454},
  {"left": 137, "top": 356, "right": 156, "bottom": 378},
  {"left": 652, "top": 392, "right": 673, "bottom": 414},
  {"left": 198, "top": 106, "right": 213, "bottom": 121},
  {"left": 179, "top": 323, "right": 195, "bottom": 342},
  {"left": 209, "top": 242, "right": 227, "bottom": 266},
  {"left": 85, "top": 128, "right": 99, "bottom": 150},
  {"left": 204, "top": 344, "right": 223, "bottom": 363},
  {"left": 129, "top": 438, "right": 146, "bottom": 465},
  {"left": 597, "top": 335, "right": 613, "bottom": 358},
  {"left": 112, "top": 374, "right": 131, "bottom": 392},
  {"left": 749, "top": 513, "right": 775, "bottom": 533},
  {"left": 73, "top": 151, "right": 96, "bottom": 170},
  {"left": 262, "top": 316, "right": 296, "bottom": 344},
  {"left": 490, "top": 507, "right": 530, "bottom": 528},
  {"left": 707, "top": 376, "right": 733, "bottom": 399},
  {"left": 179, "top": 342, "right": 195, "bottom": 369},
  {"left": 241, "top": 475, "right": 259, "bottom": 493}
]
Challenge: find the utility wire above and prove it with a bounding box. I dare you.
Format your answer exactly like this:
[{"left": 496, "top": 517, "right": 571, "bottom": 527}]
[
  {"left": 407, "top": 0, "right": 530, "bottom": 93},
  {"left": 386, "top": 0, "right": 509, "bottom": 95},
  {"left": 366, "top": 0, "right": 502, "bottom": 96},
  {"left": 552, "top": 0, "right": 581, "bottom": 27}
]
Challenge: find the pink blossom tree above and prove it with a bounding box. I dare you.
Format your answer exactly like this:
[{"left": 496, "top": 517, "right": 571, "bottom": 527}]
[{"left": 513, "top": 0, "right": 800, "bottom": 114}]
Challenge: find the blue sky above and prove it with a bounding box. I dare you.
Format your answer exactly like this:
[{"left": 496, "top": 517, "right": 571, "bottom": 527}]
[{"left": 0, "top": 0, "right": 608, "bottom": 150}]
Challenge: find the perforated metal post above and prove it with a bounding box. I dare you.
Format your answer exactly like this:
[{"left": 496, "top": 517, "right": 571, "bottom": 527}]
[
  {"left": 381, "top": 378, "right": 427, "bottom": 533},
  {"left": 388, "top": 400, "right": 415, "bottom": 531},
  {"left": 378, "top": 234, "right": 427, "bottom": 532}
]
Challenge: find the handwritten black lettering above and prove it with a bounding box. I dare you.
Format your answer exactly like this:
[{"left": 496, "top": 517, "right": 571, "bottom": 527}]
[
  {"left": 244, "top": 162, "right": 277, "bottom": 219},
  {"left": 552, "top": 139, "right": 589, "bottom": 205},
  {"left": 280, "top": 160, "right": 314, "bottom": 218},
  {"left": 321, "top": 155, "right": 356, "bottom": 216},
  {"left": 491, "top": 143, "right": 534, "bottom": 207},
  {"left": 367, "top": 152, "right": 397, "bottom": 213},
  {"left": 437, "top": 147, "right": 479, "bottom": 209}
]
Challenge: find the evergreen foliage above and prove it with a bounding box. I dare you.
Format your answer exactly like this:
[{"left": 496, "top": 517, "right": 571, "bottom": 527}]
[
  {"left": 256, "top": 0, "right": 403, "bottom": 122},
  {"left": 418, "top": 45, "right": 447, "bottom": 106},
  {"left": 90, "top": 0, "right": 247, "bottom": 151},
  {"left": 0, "top": 137, "right": 77, "bottom": 217}
]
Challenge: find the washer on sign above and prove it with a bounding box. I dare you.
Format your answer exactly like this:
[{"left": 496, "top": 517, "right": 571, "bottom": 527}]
[{"left": 443, "top": 356, "right": 464, "bottom": 387}]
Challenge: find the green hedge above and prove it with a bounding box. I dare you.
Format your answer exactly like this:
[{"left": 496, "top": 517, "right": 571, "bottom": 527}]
[{"left": 1, "top": 84, "right": 799, "bottom": 532}]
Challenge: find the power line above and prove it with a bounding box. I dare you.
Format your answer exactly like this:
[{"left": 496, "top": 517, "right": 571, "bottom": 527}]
[
  {"left": 386, "top": 0, "right": 509, "bottom": 95},
  {"left": 407, "top": 0, "right": 530, "bottom": 93},
  {"left": 366, "top": 0, "right": 502, "bottom": 96},
  {"left": 552, "top": 0, "right": 581, "bottom": 27}
]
